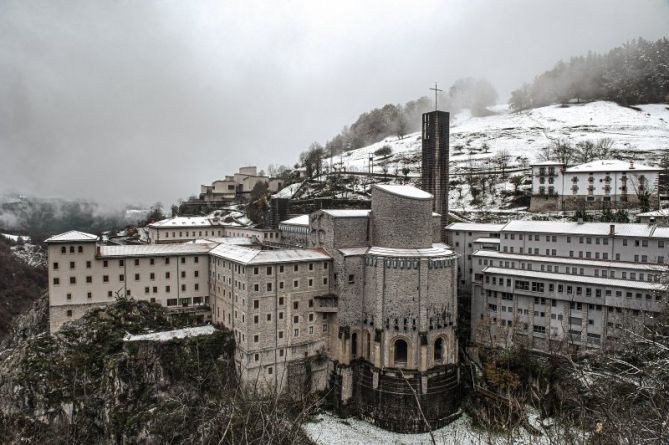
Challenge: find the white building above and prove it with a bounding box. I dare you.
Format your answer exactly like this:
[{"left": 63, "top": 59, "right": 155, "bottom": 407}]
[
  {"left": 446, "top": 221, "right": 669, "bottom": 353},
  {"left": 637, "top": 208, "right": 669, "bottom": 225},
  {"left": 199, "top": 166, "right": 284, "bottom": 203},
  {"left": 147, "top": 215, "right": 278, "bottom": 245},
  {"left": 530, "top": 159, "right": 661, "bottom": 212}
]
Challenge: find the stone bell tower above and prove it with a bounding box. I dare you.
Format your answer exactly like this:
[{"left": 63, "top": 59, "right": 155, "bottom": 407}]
[{"left": 421, "top": 109, "right": 450, "bottom": 240}]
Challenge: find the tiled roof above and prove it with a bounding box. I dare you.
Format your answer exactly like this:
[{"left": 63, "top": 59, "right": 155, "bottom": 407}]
[
  {"left": 210, "top": 243, "right": 330, "bottom": 264},
  {"left": 565, "top": 159, "right": 661, "bottom": 173},
  {"left": 99, "top": 244, "right": 215, "bottom": 257},
  {"left": 45, "top": 231, "right": 98, "bottom": 243},
  {"left": 368, "top": 243, "right": 455, "bottom": 258}
]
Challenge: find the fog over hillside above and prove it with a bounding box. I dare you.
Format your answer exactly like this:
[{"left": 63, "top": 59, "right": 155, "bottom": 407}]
[{"left": 1, "top": 1, "right": 668, "bottom": 207}]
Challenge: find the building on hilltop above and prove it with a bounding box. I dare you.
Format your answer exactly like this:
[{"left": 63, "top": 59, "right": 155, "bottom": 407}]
[
  {"left": 530, "top": 159, "right": 661, "bottom": 212},
  {"left": 421, "top": 110, "right": 450, "bottom": 240},
  {"left": 447, "top": 221, "right": 669, "bottom": 354},
  {"left": 199, "top": 166, "right": 284, "bottom": 204},
  {"left": 46, "top": 184, "right": 460, "bottom": 433},
  {"left": 637, "top": 208, "right": 669, "bottom": 225}
]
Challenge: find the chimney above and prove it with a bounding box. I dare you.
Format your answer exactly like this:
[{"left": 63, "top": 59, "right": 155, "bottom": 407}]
[
  {"left": 650, "top": 217, "right": 656, "bottom": 225},
  {"left": 629, "top": 160, "right": 635, "bottom": 170},
  {"left": 609, "top": 224, "right": 615, "bottom": 236},
  {"left": 577, "top": 218, "right": 584, "bottom": 224}
]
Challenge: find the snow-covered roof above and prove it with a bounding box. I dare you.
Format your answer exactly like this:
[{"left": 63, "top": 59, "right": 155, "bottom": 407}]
[
  {"left": 483, "top": 266, "right": 665, "bottom": 291},
  {"left": 124, "top": 325, "right": 216, "bottom": 342},
  {"left": 651, "top": 227, "right": 669, "bottom": 239},
  {"left": 210, "top": 243, "right": 330, "bottom": 264},
  {"left": 502, "top": 221, "right": 655, "bottom": 237},
  {"left": 565, "top": 159, "right": 661, "bottom": 173},
  {"left": 149, "top": 216, "right": 213, "bottom": 228},
  {"left": 368, "top": 243, "right": 455, "bottom": 258},
  {"left": 45, "top": 230, "right": 98, "bottom": 243},
  {"left": 99, "top": 243, "right": 214, "bottom": 257},
  {"left": 339, "top": 247, "right": 369, "bottom": 256},
  {"left": 321, "top": 209, "right": 371, "bottom": 218},
  {"left": 273, "top": 182, "right": 302, "bottom": 199},
  {"left": 192, "top": 237, "right": 255, "bottom": 246},
  {"left": 532, "top": 161, "right": 565, "bottom": 166},
  {"left": 638, "top": 209, "right": 669, "bottom": 217},
  {"left": 447, "top": 223, "right": 505, "bottom": 232},
  {"left": 279, "top": 215, "right": 310, "bottom": 226},
  {"left": 373, "top": 184, "right": 432, "bottom": 200},
  {"left": 474, "top": 249, "right": 666, "bottom": 272},
  {"left": 473, "top": 238, "right": 501, "bottom": 244}
]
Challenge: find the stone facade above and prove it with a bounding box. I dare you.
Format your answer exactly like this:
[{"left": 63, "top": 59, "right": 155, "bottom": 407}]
[{"left": 46, "top": 185, "right": 461, "bottom": 432}]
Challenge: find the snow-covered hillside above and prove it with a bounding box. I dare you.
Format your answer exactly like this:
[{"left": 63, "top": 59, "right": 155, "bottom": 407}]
[
  {"left": 279, "top": 101, "right": 668, "bottom": 215},
  {"left": 324, "top": 101, "right": 669, "bottom": 174}
]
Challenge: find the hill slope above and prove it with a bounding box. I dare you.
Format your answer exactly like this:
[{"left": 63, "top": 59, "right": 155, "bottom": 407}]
[{"left": 324, "top": 101, "right": 669, "bottom": 175}]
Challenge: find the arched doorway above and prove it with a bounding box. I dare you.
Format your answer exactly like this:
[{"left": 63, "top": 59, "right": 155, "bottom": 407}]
[
  {"left": 351, "top": 332, "right": 358, "bottom": 358},
  {"left": 434, "top": 337, "right": 444, "bottom": 364},
  {"left": 394, "top": 339, "right": 408, "bottom": 367}
]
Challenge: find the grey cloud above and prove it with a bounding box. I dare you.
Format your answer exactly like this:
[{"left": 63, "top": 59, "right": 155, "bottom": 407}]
[{"left": 0, "top": 0, "right": 667, "bottom": 207}]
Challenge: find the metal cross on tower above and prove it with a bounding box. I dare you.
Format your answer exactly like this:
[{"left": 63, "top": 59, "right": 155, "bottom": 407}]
[{"left": 429, "top": 82, "right": 443, "bottom": 111}]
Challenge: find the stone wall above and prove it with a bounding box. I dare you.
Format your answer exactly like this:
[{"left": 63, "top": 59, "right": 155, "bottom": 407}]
[
  {"left": 371, "top": 188, "right": 433, "bottom": 249},
  {"left": 332, "top": 361, "right": 460, "bottom": 433}
]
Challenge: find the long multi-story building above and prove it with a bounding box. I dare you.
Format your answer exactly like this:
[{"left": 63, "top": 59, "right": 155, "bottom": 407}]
[
  {"left": 446, "top": 221, "right": 669, "bottom": 353},
  {"left": 147, "top": 215, "right": 278, "bottom": 245},
  {"left": 46, "top": 184, "right": 461, "bottom": 433}
]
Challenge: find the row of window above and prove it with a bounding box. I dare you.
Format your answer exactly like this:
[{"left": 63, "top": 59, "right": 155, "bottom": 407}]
[
  {"left": 485, "top": 281, "right": 663, "bottom": 302},
  {"left": 480, "top": 258, "right": 663, "bottom": 280},
  {"left": 53, "top": 269, "right": 200, "bottom": 285}
]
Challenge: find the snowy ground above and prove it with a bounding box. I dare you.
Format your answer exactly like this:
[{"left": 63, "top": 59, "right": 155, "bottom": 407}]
[
  {"left": 123, "top": 325, "right": 216, "bottom": 342},
  {"left": 303, "top": 411, "right": 577, "bottom": 445},
  {"left": 278, "top": 101, "right": 668, "bottom": 212},
  {"left": 321, "top": 101, "right": 669, "bottom": 175}
]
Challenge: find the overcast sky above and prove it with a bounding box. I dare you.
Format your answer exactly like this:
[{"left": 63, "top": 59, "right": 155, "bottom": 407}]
[{"left": 1, "top": 0, "right": 667, "bottom": 208}]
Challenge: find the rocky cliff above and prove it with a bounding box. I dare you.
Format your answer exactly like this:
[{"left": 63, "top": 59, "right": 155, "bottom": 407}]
[{"left": 0, "top": 298, "right": 312, "bottom": 444}]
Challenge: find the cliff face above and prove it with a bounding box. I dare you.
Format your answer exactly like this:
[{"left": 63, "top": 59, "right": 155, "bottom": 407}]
[
  {"left": 0, "top": 237, "right": 47, "bottom": 342},
  {"left": 0, "top": 299, "right": 239, "bottom": 444}
]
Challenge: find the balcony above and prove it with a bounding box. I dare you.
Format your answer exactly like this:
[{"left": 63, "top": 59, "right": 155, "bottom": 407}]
[{"left": 314, "top": 294, "right": 338, "bottom": 313}]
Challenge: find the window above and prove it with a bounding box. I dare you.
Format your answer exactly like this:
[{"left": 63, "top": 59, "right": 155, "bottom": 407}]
[
  {"left": 103, "top": 275, "right": 109, "bottom": 283},
  {"left": 253, "top": 300, "right": 259, "bottom": 309},
  {"left": 348, "top": 274, "right": 355, "bottom": 284},
  {"left": 267, "top": 283, "right": 272, "bottom": 291},
  {"left": 293, "top": 301, "right": 299, "bottom": 310},
  {"left": 66, "top": 310, "right": 72, "bottom": 317},
  {"left": 293, "top": 280, "right": 299, "bottom": 288}
]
